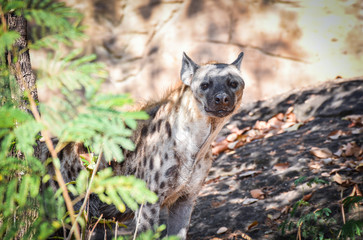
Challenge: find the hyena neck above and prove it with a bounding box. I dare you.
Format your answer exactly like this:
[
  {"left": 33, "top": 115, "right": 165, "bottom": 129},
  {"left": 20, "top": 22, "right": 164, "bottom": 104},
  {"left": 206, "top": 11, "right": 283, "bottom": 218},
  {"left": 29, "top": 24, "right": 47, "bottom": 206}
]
[{"left": 166, "top": 86, "right": 227, "bottom": 161}]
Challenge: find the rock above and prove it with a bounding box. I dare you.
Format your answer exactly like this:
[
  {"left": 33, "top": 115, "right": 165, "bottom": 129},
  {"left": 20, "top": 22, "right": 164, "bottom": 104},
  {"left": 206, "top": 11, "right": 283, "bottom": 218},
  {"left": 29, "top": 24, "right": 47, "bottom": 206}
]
[{"left": 36, "top": 0, "right": 363, "bottom": 105}]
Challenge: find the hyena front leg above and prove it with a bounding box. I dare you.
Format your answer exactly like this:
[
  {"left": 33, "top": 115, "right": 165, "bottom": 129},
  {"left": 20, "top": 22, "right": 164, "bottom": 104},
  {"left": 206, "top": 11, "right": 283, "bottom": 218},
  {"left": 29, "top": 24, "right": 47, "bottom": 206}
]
[
  {"left": 135, "top": 202, "right": 161, "bottom": 234},
  {"left": 167, "top": 195, "right": 195, "bottom": 240}
]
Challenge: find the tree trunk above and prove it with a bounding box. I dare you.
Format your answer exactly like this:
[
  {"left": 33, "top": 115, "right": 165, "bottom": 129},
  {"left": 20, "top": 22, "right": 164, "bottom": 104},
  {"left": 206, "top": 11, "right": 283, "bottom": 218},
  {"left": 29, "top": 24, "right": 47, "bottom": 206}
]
[
  {"left": 5, "top": 13, "right": 41, "bottom": 240},
  {"left": 6, "top": 12, "right": 38, "bottom": 107}
]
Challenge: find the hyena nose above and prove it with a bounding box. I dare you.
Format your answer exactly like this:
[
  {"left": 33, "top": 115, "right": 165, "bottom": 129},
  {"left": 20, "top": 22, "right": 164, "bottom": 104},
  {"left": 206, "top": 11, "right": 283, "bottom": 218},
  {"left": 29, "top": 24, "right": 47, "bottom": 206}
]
[{"left": 215, "top": 93, "right": 230, "bottom": 106}]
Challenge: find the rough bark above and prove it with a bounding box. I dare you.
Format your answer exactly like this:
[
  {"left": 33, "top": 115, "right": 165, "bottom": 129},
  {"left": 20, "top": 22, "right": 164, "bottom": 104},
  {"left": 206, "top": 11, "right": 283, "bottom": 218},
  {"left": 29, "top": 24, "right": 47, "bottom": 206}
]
[
  {"left": 5, "top": 13, "right": 41, "bottom": 240},
  {"left": 6, "top": 12, "right": 42, "bottom": 158},
  {"left": 6, "top": 12, "right": 38, "bottom": 106}
]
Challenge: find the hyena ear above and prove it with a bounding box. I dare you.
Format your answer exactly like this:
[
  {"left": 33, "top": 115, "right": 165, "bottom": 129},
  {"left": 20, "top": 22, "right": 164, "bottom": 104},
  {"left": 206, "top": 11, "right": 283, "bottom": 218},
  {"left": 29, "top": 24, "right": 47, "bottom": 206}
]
[
  {"left": 181, "top": 52, "right": 199, "bottom": 86},
  {"left": 230, "top": 52, "right": 244, "bottom": 70}
]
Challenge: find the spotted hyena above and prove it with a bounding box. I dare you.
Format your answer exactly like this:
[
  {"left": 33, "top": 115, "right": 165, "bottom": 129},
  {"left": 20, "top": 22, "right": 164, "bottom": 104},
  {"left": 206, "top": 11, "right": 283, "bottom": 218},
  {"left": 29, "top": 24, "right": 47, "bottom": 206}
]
[{"left": 42, "top": 52, "right": 245, "bottom": 239}]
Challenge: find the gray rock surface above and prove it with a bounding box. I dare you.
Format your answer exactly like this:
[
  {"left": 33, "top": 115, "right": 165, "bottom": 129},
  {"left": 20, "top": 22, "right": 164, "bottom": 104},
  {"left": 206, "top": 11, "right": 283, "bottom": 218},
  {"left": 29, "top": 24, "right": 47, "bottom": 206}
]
[
  {"left": 35, "top": 0, "right": 363, "bottom": 104},
  {"left": 188, "top": 78, "right": 363, "bottom": 239}
]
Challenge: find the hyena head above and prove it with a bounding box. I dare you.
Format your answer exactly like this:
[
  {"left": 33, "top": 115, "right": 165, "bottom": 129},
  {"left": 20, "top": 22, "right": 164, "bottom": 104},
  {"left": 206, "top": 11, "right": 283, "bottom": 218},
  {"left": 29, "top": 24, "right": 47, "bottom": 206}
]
[{"left": 180, "top": 52, "right": 245, "bottom": 118}]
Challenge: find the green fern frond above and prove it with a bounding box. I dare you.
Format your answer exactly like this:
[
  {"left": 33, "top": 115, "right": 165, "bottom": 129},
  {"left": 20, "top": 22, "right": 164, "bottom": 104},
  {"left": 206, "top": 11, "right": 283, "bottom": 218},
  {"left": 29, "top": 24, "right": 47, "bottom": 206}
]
[
  {"left": 0, "top": 30, "right": 20, "bottom": 57},
  {"left": 91, "top": 168, "right": 158, "bottom": 213}
]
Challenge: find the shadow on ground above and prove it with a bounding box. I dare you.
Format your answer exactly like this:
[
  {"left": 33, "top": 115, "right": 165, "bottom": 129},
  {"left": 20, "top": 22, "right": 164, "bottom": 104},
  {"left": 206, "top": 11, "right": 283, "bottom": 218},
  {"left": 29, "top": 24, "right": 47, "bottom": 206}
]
[{"left": 188, "top": 78, "right": 363, "bottom": 239}]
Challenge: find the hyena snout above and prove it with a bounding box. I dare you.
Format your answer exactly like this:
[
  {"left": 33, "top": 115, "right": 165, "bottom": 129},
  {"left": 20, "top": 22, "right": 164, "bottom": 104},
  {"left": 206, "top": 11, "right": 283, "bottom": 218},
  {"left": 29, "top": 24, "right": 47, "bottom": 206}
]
[
  {"left": 214, "top": 92, "right": 230, "bottom": 106},
  {"left": 205, "top": 91, "right": 236, "bottom": 118}
]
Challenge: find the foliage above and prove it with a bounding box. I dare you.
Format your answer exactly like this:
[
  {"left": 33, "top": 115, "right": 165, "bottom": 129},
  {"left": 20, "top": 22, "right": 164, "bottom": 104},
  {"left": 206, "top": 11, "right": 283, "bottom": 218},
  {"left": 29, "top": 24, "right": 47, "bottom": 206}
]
[
  {"left": 0, "top": 107, "right": 63, "bottom": 239},
  {"left": 127, "top": 225, "right": 179, "bottom": 240},
  {"left": 0, "top": 1, "right": 165, "bottom": 239},
  {"left": 68, "top": 168, "right": 158, "bottom": 213},
  {"left": 280, "top": 176, "right": 363, "bottom": 240}
]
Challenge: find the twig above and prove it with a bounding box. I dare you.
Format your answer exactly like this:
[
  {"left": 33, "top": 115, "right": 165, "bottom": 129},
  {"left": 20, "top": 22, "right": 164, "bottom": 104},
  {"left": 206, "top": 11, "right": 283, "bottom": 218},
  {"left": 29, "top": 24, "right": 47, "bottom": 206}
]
[
  {"left": 62, "top": 219, "right": 67, "bottom": 239},
  {"left": 114, "top": 221, "right": 118, "bottom": 240},
  {"left": 133, "top": 203, "right": 144, "bottom": 240},
  {"left": 0, "top": 6, "right": 7, "bottom": 32},
  {"left": 340, "top": 188, "right": 346, "bottom": 224},
  {"left": 297, "top": 221, "right": 302, "bottom": 240},
  {"left": 72, "top": 193, "right": 86, "bottom": 205},
  {"left": 88, "top": 214, "right": 103, "bottom": 240},
  {"left": 27, "top": 76, "right": 81, "bottom": 240},
  {"left": 68, "top": 150, "right": 104, "bottom": 239}
]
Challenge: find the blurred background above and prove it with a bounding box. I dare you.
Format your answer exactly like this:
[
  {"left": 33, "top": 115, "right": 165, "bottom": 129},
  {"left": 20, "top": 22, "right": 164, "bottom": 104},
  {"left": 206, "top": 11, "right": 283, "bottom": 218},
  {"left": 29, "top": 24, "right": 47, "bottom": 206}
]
[{"left": 34, "top": 0, "right": 363, "bottom": 103}]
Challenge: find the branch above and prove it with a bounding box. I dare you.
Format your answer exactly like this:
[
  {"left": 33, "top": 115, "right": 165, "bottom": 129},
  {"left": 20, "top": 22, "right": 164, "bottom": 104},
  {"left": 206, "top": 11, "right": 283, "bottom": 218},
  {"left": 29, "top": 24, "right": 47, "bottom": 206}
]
[
  {"left": 28, "top": 91, "right": 81, "bottom": 240},
  {"left": 68, "top": 149, "right": 104, "bottom": 239}
]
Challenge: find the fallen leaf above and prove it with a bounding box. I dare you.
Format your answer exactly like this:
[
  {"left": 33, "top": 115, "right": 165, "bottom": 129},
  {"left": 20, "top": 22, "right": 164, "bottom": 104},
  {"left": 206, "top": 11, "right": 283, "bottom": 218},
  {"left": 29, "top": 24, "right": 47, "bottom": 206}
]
[
  {"left": 212, "top": 140, "right": 229, "bottom": 155},
  {"left": 344, "top": 142, "right": 363, "bottom": 157},
  {"left": 211, "top": 200, "right": 227, "bottom": 208},
  {"left": 286, "top": 106, "right": 295, "bottom": 116},
  {"left": 308, "top": 161, "right": 322, "bottom": 171},
  {"left": 281, "top": 206, "right": 290, "bottom": 214},
  {"left": 352, "top": 128, "right": 363, "bottom": 135},
  {"left": 329, "top": 167, "right": 344, "bottom": 175},
  {"left": 334, "top": 148, "right": 343, "bottom": 157},
  {"left": 273, "top": 162, "right": 289, "bottom": 171},
  {"left": 322, "top": 158, "right": 333, "bottom": 165},
  {"left": 344, "top": 114, "right": 363, "bottom": 127},
  {"left": 243, "top": 198, "right": 258, "bottom": 205},
  {"left": 227, "top": 141, "right": 238, "bottom": 150},
  {"left": 250, "top": 189, "right": 264, "bottom": 199},
  {"left": 241, "top": 232, "right": 253, "bottom": 240},
  {"left": 264, "top": 132, "right": 274, "bottom": 139},
  {"left": 267, "top": 212, "right": 281, "bottom": 220},
  {"left": 356, "top": 161, "right": 363, "bottom": 172},
  {"left": 284, "top": 122, "right": 303, "bottom": 132},
  {"left": 321, "top": 172, "right": 330, "bottom": 177},
  {"left": 229, "top": 198, "right": 245, "bottom": 204},
  {"left": 328, "top": 130, "right": 348, "bottom": 140},
  {"left": 226, "top": 231, "right": 252, "bottom": 240},
  {"left": 333, "top": 173, "right": 344, "bottom": 185},
  {"left": 238, "top": 170, "right": 262, "bottom": 178},
  {"left": 247, "top": 221, "right": 259, "bottom": 230},
  {"left": 303, "top": 193, "right": 313, "bottom": 201},
  {"left": 310, "top": 147, "right": 333, "bottom": 159},
  {"left": 217, "top": 227, "right": 228, "bottom": 234},
  {"left": 345, "top": 142, "right": 354, "bottom": 157},
  {"left": 268, "top": 150, "right": 277, "bottom": 156},
  {"left": 226, "top": 132, "right": 238, "bottom": 142},
  {"left": 254, "top": 120, "right": 269, "bottom": 130},
  {"left": 350, "top": 184, "right": 363, "bottom": 197},
  {"left": 333, "top": 173, "right": 355, "bottom": 187},
  {"left": 267, "top": 114, "right": 284, "bottom": 129}
]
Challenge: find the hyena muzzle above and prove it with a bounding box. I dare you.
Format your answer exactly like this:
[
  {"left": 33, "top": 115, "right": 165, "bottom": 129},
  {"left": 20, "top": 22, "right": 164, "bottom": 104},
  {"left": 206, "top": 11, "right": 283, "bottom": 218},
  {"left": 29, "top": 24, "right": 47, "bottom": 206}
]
[{"left": 42, "top": 52, "right": 245, "bottom": 239}]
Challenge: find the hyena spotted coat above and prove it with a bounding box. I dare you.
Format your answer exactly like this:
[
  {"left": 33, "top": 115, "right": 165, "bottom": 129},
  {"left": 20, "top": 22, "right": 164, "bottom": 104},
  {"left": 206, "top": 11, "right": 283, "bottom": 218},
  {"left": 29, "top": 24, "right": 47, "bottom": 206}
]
[{"left": 42, "top": 52, "right": 245, "bottom": 239}]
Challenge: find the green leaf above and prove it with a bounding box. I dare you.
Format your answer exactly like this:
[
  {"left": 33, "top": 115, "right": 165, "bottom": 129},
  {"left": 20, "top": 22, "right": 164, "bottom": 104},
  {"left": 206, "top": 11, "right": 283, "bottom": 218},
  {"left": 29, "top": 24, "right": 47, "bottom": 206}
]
[
  {"left": 343, "top": 196, "right": 363, "bottom": 212},
  {"left": 124, "top": 118, "right": 137, "bottom": 130},
  {"left": 94, "top": 94, "right": 133, "bottom": 108},
  {"left": 0, "top": 133, "right": 15, "bottom": 159},
  {"left": 0, "top": 31, "right": 20, "bottom": 57},
  {"left": 76, "top": 170, "right": 89, "bottom": 195},
  {"left": 14, "top": 120, "right": 43, "bottom": 156},
  {"left": 116, "top": 137, "right": 135, "bottom": 151},
  {"left": 0, "top": 106, "right": 31, "bottom": 128},
  {"left": 3, "top": 1, "right": 26, "bottom": 12},
  {"left": 123, "top": 111, "right": 149, "bottom": 120}
]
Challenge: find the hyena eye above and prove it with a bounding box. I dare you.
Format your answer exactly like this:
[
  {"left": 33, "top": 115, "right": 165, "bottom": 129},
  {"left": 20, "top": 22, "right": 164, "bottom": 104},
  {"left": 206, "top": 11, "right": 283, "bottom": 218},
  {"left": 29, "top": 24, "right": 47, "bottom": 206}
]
[
  {"left": 200, "top": 83, "right": 209, "bottom": 90},
  {"left": 229, "top": 81, "right": 238, "bottom": 89}
]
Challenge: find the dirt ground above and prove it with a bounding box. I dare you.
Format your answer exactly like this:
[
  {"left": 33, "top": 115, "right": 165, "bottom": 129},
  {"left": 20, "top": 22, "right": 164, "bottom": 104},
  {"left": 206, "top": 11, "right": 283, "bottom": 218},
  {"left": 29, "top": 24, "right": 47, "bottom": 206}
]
[
  {"left": 89, "top": 78, "right": 363, "bottom": 240},
  {"left": 187, "top": 78, "right": 363, "bottom": 240}
]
